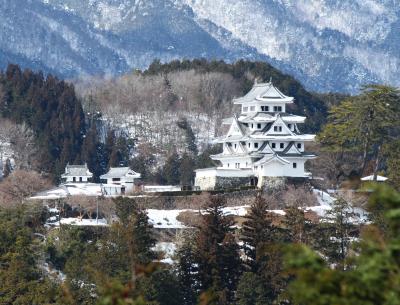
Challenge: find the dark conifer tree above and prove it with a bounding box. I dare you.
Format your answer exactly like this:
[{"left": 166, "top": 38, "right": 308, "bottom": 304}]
[
  {"left": 3, "top": 158, "right": 12, "bottom": 178},
  {"left": 179, "top": 152, "right": 195, "bottom": 187},
  {"left": 241, "top": 193, "right": 275, "bottom": 272},
  {"left": 283, "top": 206, "right": 310, "bottom": 244},
  {"left": 194, "top": 195, "right": 241, "bottom": 303},
  {"left": 237, "top": 194, "right": 287, "bottom": 305},
  {"left": 314, "top": 197, "right": 357, "bottom": 270},
  {"left": 109, "top": 135, "right": 130, "bottom": 168},
  {"left": 0, "top": 65, "right": 86, "bottom": 180},
  {"left": 113, "top": 197, "right": 156, "bottom": 266},
  {"left": 162, "top": 151, "right": 181, "bottom": 185},
  {"left": 177, "top": 118, "right": 198, "bottom": 156},
  {"left": 176, "top": 234, "right": 199, "bottom": 305}
]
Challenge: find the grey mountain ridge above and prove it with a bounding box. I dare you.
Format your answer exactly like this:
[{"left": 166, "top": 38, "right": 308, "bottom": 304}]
[{"left": 0, "top": 0, "right": 399, "bottom": 93}]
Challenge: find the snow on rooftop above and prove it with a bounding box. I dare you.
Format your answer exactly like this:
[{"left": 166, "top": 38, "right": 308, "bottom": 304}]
[{"left": 30, "top": 183, "right": 102, "bottom": 199}]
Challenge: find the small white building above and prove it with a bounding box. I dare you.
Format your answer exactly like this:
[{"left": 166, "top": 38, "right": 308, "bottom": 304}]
[
  {"left": 100, "top": 167, "right": 141, "bottom": 195},
  {"left": 61, "top": 163, "right": 93, "bottom": 183},
  {"left": 361, "top": 175, "right": 388, "bottom": 182},
  {"left": 195, "top": 80, "right": 316, "bottom": 190}
]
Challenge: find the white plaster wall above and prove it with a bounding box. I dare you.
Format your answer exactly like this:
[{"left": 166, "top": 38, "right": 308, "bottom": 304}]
[
  {"left": 65, "top": 176, "right": 90, "bottom": 182},
  {"left": 257, "top": 159, "right": 306, "bottom": 177},
  {"left": 195, "top": 175, "right": 217, "bottom": 190}
]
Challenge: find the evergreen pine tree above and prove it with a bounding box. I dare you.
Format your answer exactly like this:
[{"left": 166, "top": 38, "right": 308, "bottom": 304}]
[
  {"left": 177, "top": 118, "right": 198, "bottom": 156},
  {"left": 241, "top": 193, "right": 275, "bottom": 272},
  {"left": 314, "top": 197, "right": 357, "bottom": 270},
  {"left": 179, "top": 152, "right": 195, "bottom": 187},
  {"left": 283, "top": 206, "right": 310, "bottom": 244},
  {"left": 163, "top": 151, "right": 181, "bottom": 185},
  {"left": 194, "top": 195, "right": 241, "bottom": 303},
  {"left": 176, "top": 233, "right": 199, "bottom": 305},
  {"left": 3, "top": 158, "right": 12, "bottom": 178}
]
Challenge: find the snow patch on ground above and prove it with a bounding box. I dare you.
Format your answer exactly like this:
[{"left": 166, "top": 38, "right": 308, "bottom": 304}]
[
  {"left": 31, "top": 183, "right": 103, "bottom": 199},
  {"left": 153, "top": 242, "right": 176, "bottom": 264},
  {"left": 147, "top": 209, "right": 187, "bottom": 229}
]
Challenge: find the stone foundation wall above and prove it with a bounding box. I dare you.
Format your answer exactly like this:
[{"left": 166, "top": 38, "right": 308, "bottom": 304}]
[
  {"left": 195, "top": 175, "right": 252, "bottom": 191},
  {"left": 133, "top": 189, "right": 259, "bottom": 210},
  {"left": 259, "top": 176, "right": 287, "bottom": 191},
  {"left": 214, "top": 176, "right": 251, "bottom": 190},
  {"left": 259, "top": 176, "right": 309, "bottom": 191}
]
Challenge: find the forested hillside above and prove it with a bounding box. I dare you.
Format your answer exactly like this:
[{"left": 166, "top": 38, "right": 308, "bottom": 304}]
[
  {"left": 0, "top": 60, "right": 345, "bottom": 184},
  {"left": 78, "top": 59, "right": 329, "bottom": 133},
  {"left": 0, "top": 65, "right": 131, "bottom": 180},
  {"left": 73, "top": 59, "right": 338, "bottom": 185}
]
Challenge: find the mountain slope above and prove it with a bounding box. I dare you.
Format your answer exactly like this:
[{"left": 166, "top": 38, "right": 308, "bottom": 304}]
[{"left": 0, "top": 0, "right": 399, "bottom": 92}]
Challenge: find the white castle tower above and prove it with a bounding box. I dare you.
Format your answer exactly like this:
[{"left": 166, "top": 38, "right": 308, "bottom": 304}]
[{"left": 195, "top": 80, "right": 316, "bottom": 190}]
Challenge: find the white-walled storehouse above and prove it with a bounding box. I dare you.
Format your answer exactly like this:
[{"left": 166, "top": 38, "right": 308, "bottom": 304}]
[
  {"left": 195, "top": 80, "right": 316, "bottom": 190},
  {"left": 61, "top": 163, "right": 93, "bottom": 183},
  {"left": 100, "top": 167, "right": 141, "bottom": 195}
]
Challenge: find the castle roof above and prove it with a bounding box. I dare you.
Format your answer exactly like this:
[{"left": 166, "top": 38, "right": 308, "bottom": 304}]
[
  {"left": 222, "top": 113, "right": 306, "bottom": 125},
  {"left": 100, "top": 167, "right": 141, "bottom": 179},
  {"left": 61, "top": 164, "right": 93, "bottom": 178},
  {"left": 233, "top": 81, "right": 294, "bottom": 104}
]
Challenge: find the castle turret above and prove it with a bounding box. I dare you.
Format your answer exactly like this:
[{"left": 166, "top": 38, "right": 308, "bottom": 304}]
[{"left": 195, "top": 80, "right": 316, "bottom": 190}]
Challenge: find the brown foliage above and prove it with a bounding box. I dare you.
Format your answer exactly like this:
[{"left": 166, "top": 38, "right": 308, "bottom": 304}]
[{"left": 0, "top": 170, "right": 52, "bottom": 206}]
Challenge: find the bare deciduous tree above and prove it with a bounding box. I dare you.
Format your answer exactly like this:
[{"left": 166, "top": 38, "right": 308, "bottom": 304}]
[
  {"left": 0, "top": 119, "right": 38, "bottom": 170},
  {"left": 0, "top": 170, "right": 53, "bottom": 206}
]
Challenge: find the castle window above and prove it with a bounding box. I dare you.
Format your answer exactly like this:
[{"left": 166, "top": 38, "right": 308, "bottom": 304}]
[
  {"left": 254, "top": 143, "right": 259, "bottom": 148},
  {"left": 248, "top": 143, "right": 251, "bottom": 148},
  {"left": 243, "top": 107, "right": 248, "bottom": 112},
  {"left": 234, "top": 144, "right": 237, "bottom": 149},
  {"left": 293, "top": 163, "right": 297, "bottom": 168},
  {"left": 280, "top": 143, "right": 284, "bottom": 149},
  {"left": 250, "top": 106, "right": 255, "bottom": 111},
  {"left": 257, "top": 123, "right": 261, "bottom": 129},
  {"left": 274, "top": 126, "right": 282, "bottom": 132},
  {"left": 227, "top": 163, "right": 230, "bottom": 168},
  {"left": 272, "top": 143, "right": 276, "bottom": 149},
  {"left": 261, "top": 106, "right": 269, "bottom": 112},
  {"left": 251, "top": 124, "right": 254, "bottom": 128},
  {"left": 288, "top": 124, "right": 292, "bottom": 129},
  {"left": 273, "top": 106, "right": 282, "bottom": 112},
  {"left": 297, "top": 143, "right": 302, "bottom": 149}
]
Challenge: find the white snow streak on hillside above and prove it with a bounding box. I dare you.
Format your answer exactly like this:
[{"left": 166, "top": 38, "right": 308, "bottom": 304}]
[
  {"left": 153, "top": 242, "right": 176, "bottom": 264},
  {"left": 147, "top": 209, "right": 187, "bottom": 229}
]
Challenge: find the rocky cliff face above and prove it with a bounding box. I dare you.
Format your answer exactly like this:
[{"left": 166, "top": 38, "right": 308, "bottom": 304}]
[{"left": 1, "top": 0, "right": 398, "bottom": 92}]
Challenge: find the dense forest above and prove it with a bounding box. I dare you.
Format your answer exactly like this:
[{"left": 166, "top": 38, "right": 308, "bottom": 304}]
[{"left": 1, "top": 185, "right": 400, "bottom": 304}]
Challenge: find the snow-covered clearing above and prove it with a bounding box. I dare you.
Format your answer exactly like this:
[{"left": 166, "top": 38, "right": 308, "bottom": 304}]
[
  {"left": 153, "top": 242, "right": 177, "bottom": 265},
  {"left": 30, "top": 183, "right": 102, "bottom": 199},
  {"left": 147, "top": 209, "right": 187, "bottom": 229}
]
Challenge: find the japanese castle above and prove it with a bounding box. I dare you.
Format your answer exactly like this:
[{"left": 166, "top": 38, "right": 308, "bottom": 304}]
[{"left": 195, "top": 80, "right": 316, "bottom": 190}]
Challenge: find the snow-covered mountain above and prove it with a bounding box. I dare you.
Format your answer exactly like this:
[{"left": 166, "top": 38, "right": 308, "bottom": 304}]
[{"left": 0, "top": 0, "right": 399, "bottom": 92}]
